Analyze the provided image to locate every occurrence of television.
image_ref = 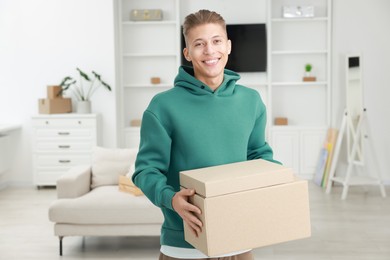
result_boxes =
[180,23,267,72]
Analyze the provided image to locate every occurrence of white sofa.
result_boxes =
[48,147,164,255]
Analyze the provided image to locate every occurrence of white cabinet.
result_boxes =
[116,0,180,147]
[271,127,326,179]
[31,114,98,186]
[267,0,331,178]
[271,129,300,174]
[124,127,140,149]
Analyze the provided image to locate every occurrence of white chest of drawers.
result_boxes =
[31,114,99,186]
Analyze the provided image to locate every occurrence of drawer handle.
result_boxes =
[58,132,70,136]
[59,160,71,163]
[58,145,71,149]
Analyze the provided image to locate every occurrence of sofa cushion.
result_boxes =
[49,186,164,224]
[91,146,137,189]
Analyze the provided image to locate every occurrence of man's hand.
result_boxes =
[172,188,203,237]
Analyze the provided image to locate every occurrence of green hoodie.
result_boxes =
[133,66,279,248]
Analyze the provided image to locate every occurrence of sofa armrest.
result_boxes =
[57,165,92,199]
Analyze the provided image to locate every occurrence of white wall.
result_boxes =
[332,0,390,182]
[0,0,117,186]
[1,0,389,186]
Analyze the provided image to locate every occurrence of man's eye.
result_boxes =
[194,42,203,47]
[214,39,222,44]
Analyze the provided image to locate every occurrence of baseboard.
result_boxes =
[0,180,35,190]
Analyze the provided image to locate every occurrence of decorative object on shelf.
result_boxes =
[150,77,161,84]
[274,117,288,125]
[76,101,91,114]
[303,63,316,82]
[283,6,314,18]
[59,68,112,114]
[130,119,142,127]
[130,9,163,21]
[38,85,72,114]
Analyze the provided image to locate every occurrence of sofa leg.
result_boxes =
[59,236,63,256]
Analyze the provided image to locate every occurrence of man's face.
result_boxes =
[183,23,231,86]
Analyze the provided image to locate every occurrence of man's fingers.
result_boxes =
[187,221,201,237]
[185,202,202,216]
[180,188,195,196]
[184,211,203,229]
[179,188,202,215]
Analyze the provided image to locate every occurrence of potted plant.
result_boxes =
[59,68,112,113]
[303,63,316,82]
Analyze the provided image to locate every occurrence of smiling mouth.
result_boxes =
[203,58,219,65]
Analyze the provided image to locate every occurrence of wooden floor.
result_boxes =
[0,183,389,260]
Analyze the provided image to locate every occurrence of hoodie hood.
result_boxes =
[174,66,241,96]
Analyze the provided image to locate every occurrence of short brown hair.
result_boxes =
[182,9,227,42]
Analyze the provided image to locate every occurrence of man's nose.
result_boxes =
[204,43,215,55]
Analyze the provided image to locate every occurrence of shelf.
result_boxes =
[122,21,176,25]
[271,125,328,131]
[123,53,177,57]
[272,50,328,55]
[0,124,21,134]
[124,126,140,131]
[330,176,383,186]
[271,17,328,23]
[124,83,172,88]
[271,81,327,86]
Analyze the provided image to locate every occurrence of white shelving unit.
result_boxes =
[267,0,332,179]
[115,0,332,179]
[116,0,181,146]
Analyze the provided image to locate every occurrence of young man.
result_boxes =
[133,9,279,260]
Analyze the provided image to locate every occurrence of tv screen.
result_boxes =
[180,23,267,72]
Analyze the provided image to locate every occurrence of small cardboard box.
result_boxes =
[38,98,72,114]
[47,85,62,99]
[303,76,316,82]
[274,117,288,125]
[118,175,143,196]
[180,159,311,257]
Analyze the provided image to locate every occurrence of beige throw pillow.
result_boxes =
[91,146,138,189]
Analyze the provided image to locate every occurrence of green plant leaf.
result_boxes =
[101,81,112,91]
[60,68,111,100]
[92,71,101,81]
[305,64,312,72]
[59,76,72,87]
[76,68,91,81]
[92,70,111,91]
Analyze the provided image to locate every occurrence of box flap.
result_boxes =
[180,159,294,197]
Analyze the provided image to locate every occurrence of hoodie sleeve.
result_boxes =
[132,110,176,211]
[247,102,282,165]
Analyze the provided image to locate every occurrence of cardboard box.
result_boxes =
[118,175,143,196]
[274,117,288,125]
[38,98,72,114]
[150,77,161,84]
[180,159,311,257]
[47,85,62,99]
[130,119,142,127]
[303,76,316,82]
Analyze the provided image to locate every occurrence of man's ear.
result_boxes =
[227,39,232,55]
[183,48,191,62]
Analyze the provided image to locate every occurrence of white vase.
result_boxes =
[77,101,91,114]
